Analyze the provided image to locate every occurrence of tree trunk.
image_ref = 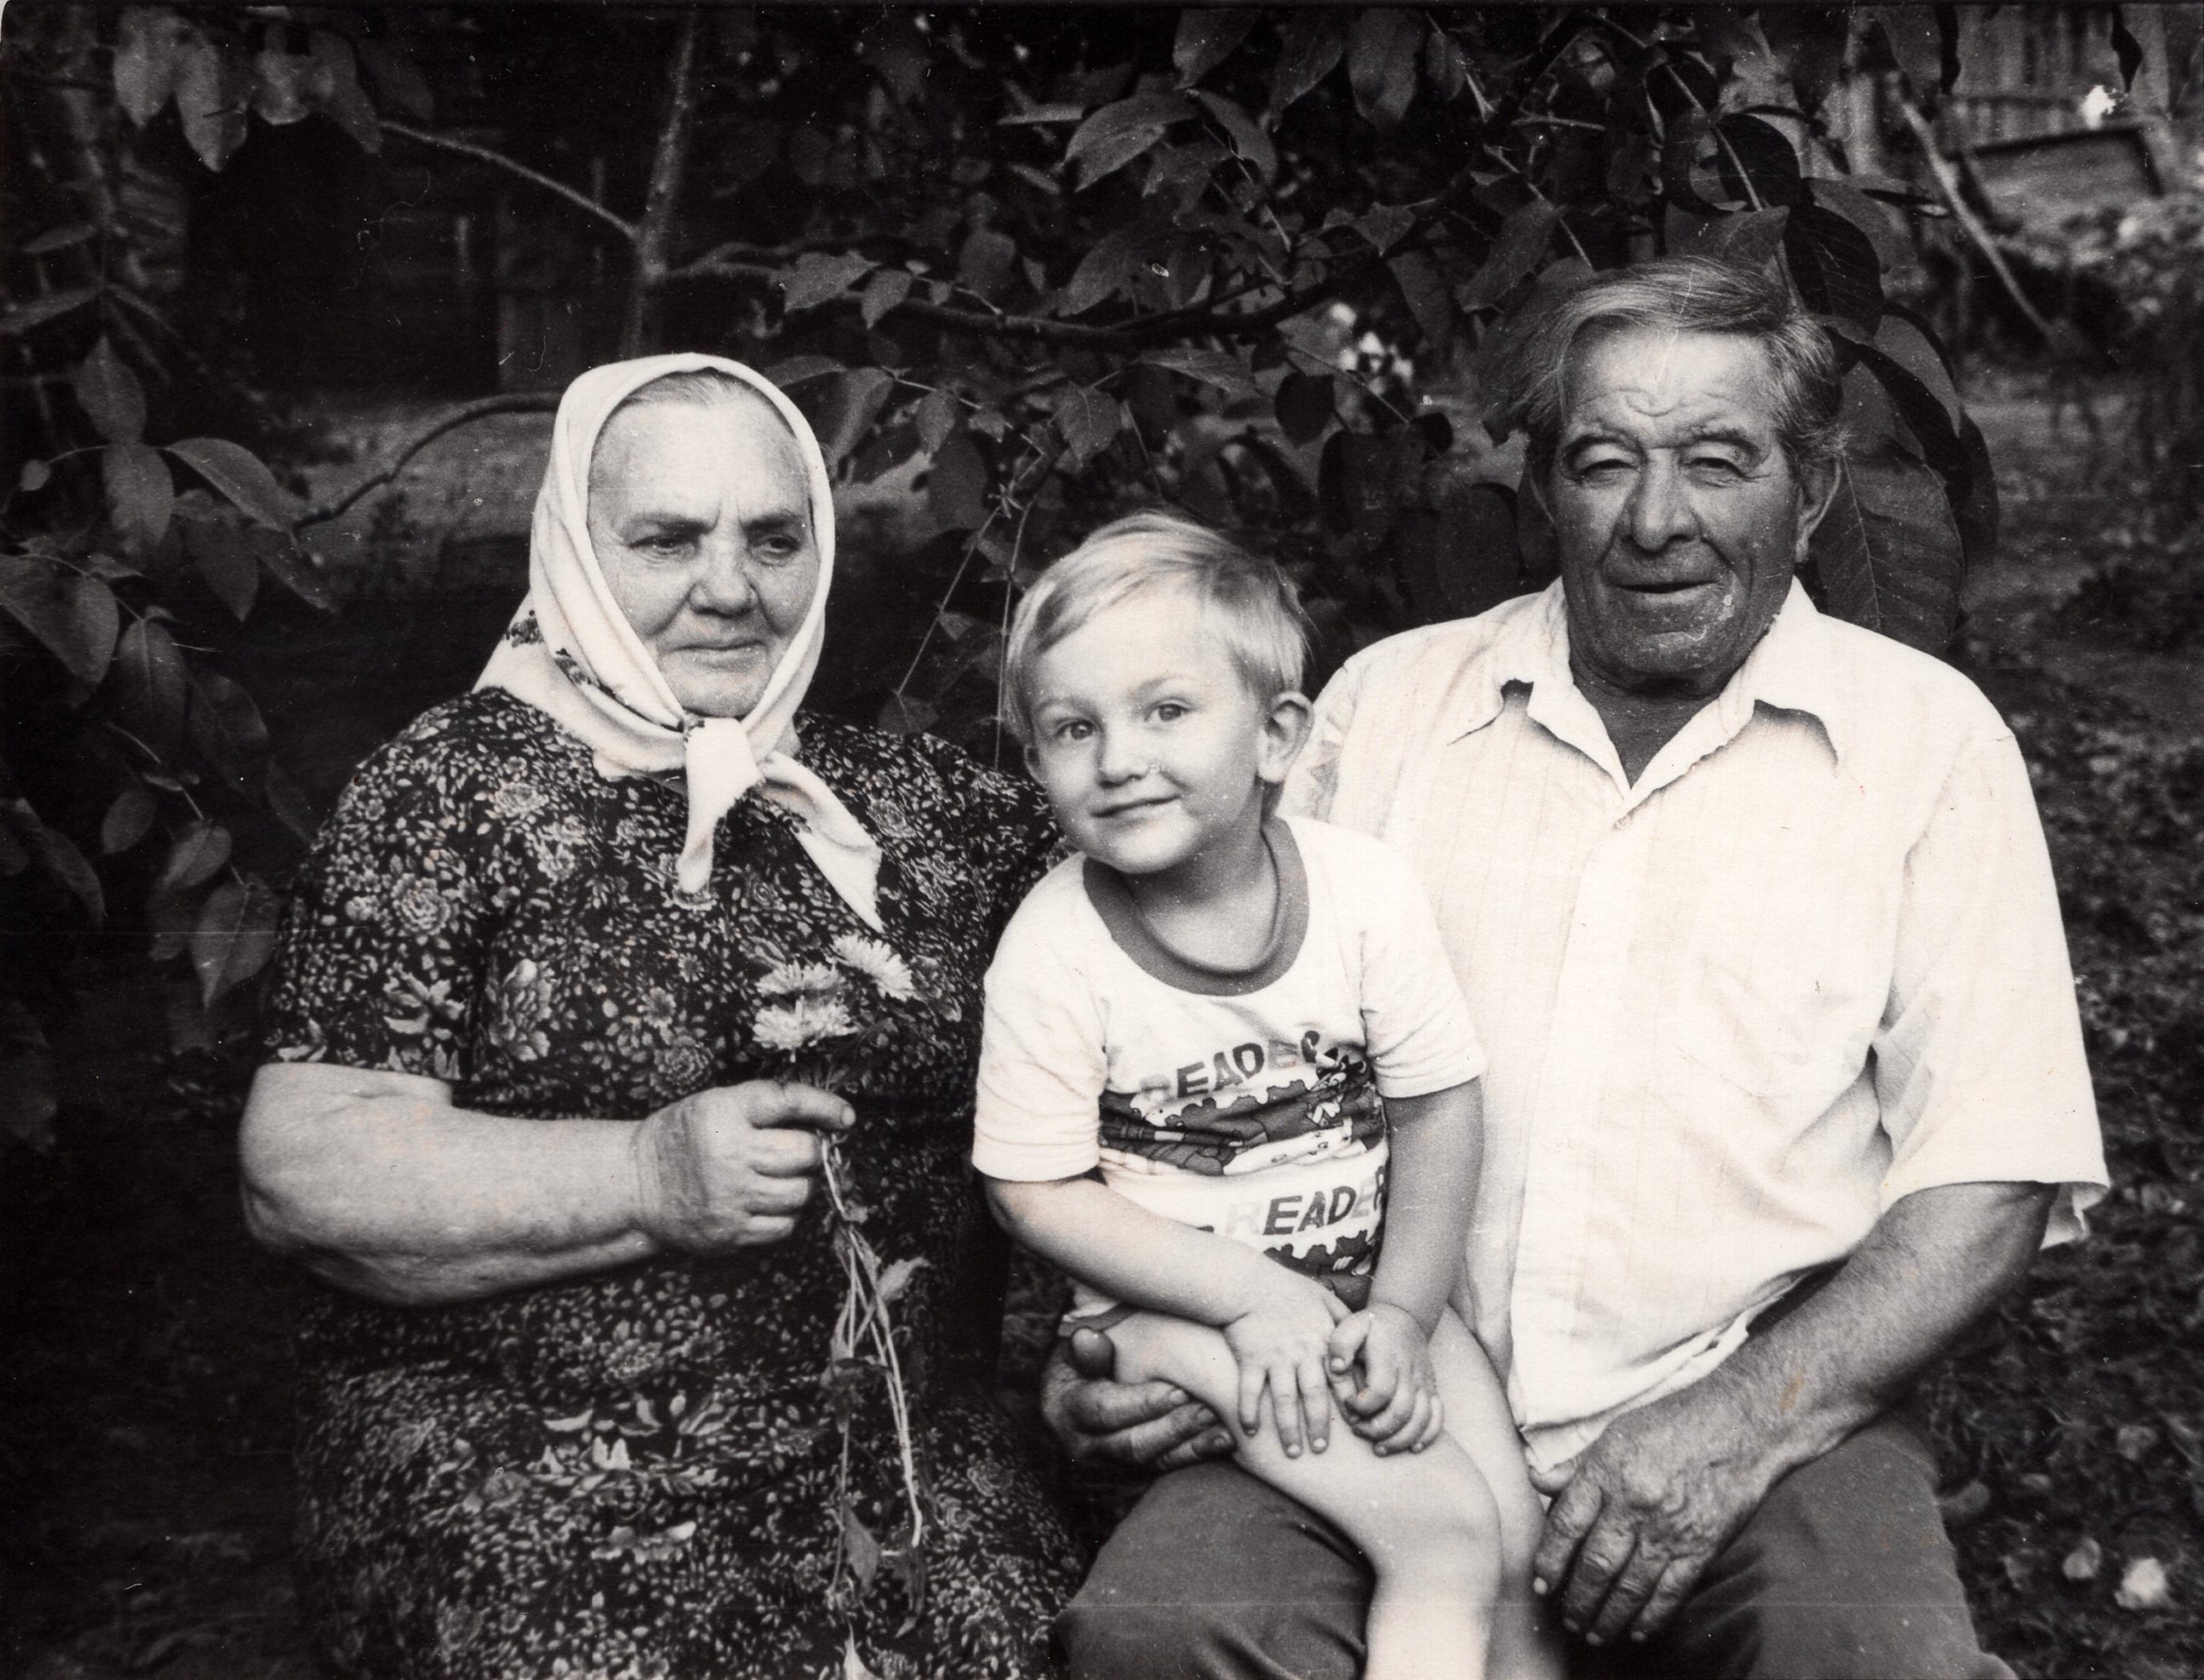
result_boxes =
[621,11,702,357]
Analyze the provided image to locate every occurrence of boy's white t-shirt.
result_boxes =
[975,816,1483,1314]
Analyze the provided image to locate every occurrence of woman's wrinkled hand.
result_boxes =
[1039,1329,1232,1472]
[631,1080,854,1253]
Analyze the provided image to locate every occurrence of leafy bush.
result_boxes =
[3,4,2023,1140]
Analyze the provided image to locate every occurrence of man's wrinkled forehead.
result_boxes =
[1559,324,1780,439]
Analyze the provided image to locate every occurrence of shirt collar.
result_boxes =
[1448,578,1847,768]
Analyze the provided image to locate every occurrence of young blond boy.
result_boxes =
[974,512,1560,1680]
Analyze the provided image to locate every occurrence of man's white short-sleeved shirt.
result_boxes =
[1288,580,2107,1468]
[975,817,1483,1315]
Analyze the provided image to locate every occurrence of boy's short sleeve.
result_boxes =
[1334,830,1484,1100]
[972,873,1111,1183]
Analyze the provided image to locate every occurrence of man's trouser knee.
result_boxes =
[1061,1413,2009,1680]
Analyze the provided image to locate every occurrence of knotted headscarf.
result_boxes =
[476,353,883,929]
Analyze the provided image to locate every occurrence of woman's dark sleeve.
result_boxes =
[261,711,497,1083]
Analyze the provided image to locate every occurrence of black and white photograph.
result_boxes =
[3,5,2200,1677]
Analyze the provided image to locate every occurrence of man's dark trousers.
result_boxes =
[1059,1411,2012,1680]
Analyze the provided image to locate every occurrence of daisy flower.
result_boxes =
[832,933,918,1002]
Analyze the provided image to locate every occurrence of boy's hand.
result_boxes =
[1222,1274,1352,1458]
[1327,1303,1444,1454]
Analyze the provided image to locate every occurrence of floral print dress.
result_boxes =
[263,690,1085,1680]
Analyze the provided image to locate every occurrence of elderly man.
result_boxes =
[1047,257,2105,1679]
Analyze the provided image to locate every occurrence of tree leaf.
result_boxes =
[1057,226,1142,317]
[1174,10,1257,88]
[354,40,433,123]
[187,669,271,791]
[1353,203,1416,254]
[260,536,337,612]
[877,693,938,735]
[1783,204,1882,333]
[253,49,330,126]
[1806,179,1908,275]
[264,758,321,845]
[1388,249,1452,351]
[185,518,260,620]
[1873,6,1949,98]
[1810,454,1962,654]
[73,339,147,443]
[1712,113,1805,208]
[158,820,233,894]
[0,286,99,338]
[113,7,190,127]
[958,226,1017,301]
[802,369,896,471]
[1268,10,1348,120]
[175,35,251,171]
[775,251,877,313]
[1065,93,1193,189]
[926,431,988,532]
[3,797,105,924]
[1143,346,1260,401]
[191,877,280,1007]
[22,222,97,257]
[19,460,51,493]
[1052,386,1122,466]
[1672,205,1790,271]
[0,993,57,1153]
[104,443,175,556]
[1347,9,1421,129]
[1274,371,1336,447]
[101,778,160,855]
[858,267,913,328]
[109,616,189,755]
[1189,89,1275,180]
[1457,202,1558,311]
[0,555,119,688]
[308,31,384,153]
[165,437,300,529]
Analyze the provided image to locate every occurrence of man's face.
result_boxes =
[1545,326,1834,698]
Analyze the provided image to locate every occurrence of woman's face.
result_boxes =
[587,392,821,719]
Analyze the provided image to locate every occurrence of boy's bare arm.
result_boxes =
[1367,1080,1482,1333]
[986,1174,1319,1329]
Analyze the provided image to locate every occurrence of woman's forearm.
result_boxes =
[1370,1081,1482,1333]
[241,1060,655,1306]
[986,1174,1311,1326]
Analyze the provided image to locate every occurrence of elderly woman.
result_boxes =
[240,355,1083,1679]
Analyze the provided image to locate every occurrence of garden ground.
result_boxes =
[3,382,2199,1679]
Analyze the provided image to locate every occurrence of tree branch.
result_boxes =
[1896,100,2071,355]
[381,120,638,243]
[293,396,559,531]
[621,11,703,356]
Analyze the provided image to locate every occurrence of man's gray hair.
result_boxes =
[1486,256,1844,481]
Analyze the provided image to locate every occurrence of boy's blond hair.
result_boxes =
[1001,511,1310,744]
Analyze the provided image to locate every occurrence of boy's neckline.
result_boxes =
[1080,819,1310,997]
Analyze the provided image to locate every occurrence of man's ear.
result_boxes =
[1022,740,1044,778]
[1795,453,1840,549]
[1259,690,1314,785]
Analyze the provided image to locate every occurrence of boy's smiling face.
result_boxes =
[1023,586,1307,887]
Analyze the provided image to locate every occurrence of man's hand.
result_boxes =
[1040,1328,1233,1471]
[1530,1376,1780,1648]
[1327,1303,1444,1455]
[631,1081,853,1253]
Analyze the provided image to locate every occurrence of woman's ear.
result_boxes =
[1258,691,1314,785]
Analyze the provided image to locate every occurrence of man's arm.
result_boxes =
[1531,1177,2053,1648]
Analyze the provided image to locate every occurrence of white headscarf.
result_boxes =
[475,352,883,929]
